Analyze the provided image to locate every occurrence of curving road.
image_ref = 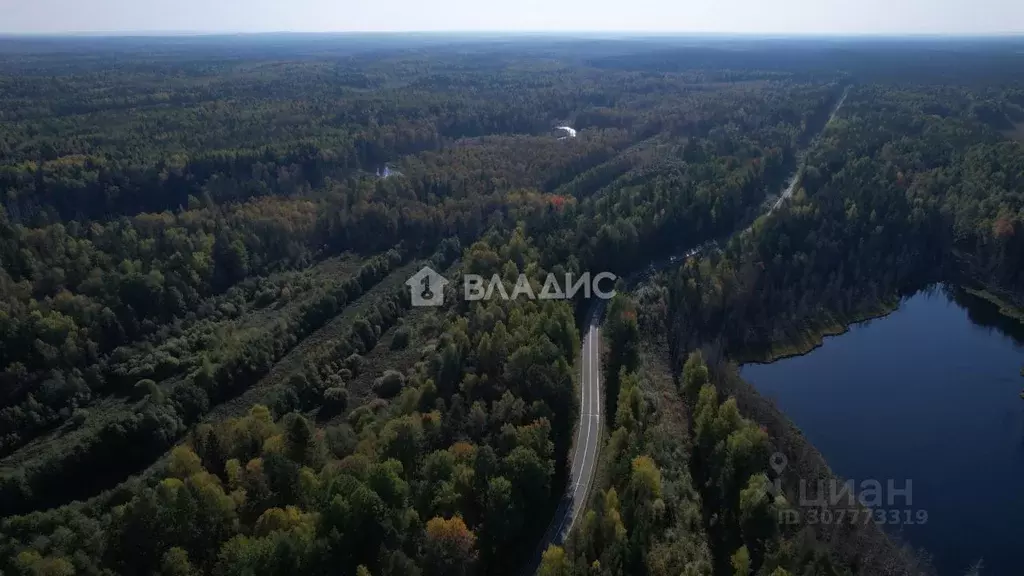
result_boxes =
[561,315,603,538]
[773,86,850,211]
[523,84,850,575]
[522,305,603,574]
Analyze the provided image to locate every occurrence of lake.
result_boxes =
[741,286,1024,576]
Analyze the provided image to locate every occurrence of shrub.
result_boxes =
[374,370,406,398]
[322,387,349,415]
[344,354,365,376]
[391,327,411,350]
[71,409,89,427]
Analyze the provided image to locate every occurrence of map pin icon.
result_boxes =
[770,452,788,475]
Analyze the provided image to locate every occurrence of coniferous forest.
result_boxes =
[2,35,1024,576]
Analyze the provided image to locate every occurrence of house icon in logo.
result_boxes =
[406,266,448,307]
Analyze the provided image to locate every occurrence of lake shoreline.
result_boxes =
[736,282,1024,368]
[734,297,902,365]
[962,286,1024,324]
[712,361,933,575]
[739,287,1024,575]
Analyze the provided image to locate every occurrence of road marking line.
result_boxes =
[555,323,597,538]
[593,326,599,421]
[582,324,593,485]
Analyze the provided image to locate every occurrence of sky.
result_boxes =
[2,0,1024,35]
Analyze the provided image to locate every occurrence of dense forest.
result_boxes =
[1,35,1024,576]
[653,79,1024,368]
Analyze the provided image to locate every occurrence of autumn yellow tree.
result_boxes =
[423,516,478,576]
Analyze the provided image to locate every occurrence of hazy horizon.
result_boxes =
[3,31,1024,38]
[4,0,1024,36]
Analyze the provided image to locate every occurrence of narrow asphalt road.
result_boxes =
[773,85,850,211]
[522,305,603,574]
[561,313,603,535]
[523,84,851,575]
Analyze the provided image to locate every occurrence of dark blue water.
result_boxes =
[741,287,1024,576]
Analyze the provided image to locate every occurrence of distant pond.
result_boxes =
[741,286,1024,576]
